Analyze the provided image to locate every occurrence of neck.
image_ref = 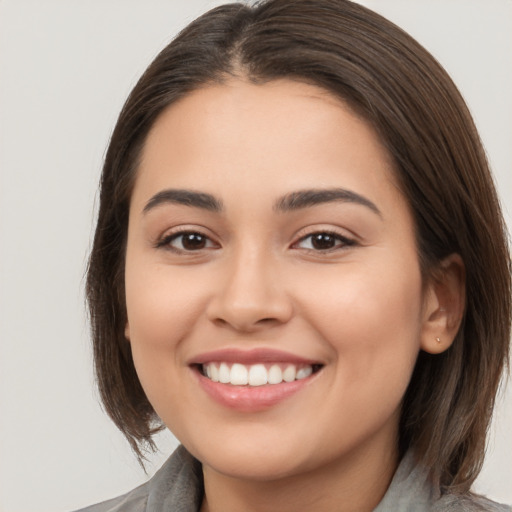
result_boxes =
[200,437,398,512]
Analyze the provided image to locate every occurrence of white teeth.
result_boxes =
[202,362,316,386]
[248,364,267,386]
[230,363,248,385]
[210,363,219,382]
[268,364,283,384]
[296,366,312,380]
[219,363,230,383]
[282,365,296,382]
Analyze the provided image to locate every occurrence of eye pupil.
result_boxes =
[311,233,336,250]
[182,233,206,250]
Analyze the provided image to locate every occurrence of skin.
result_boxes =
[124,79,463,512]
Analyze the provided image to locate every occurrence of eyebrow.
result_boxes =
[143,187,381,216]
[143,189,223,213]
[274,188,381,216]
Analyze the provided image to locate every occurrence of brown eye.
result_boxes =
[310,233,337,250]
[295,232,355,252]
[180,233,207,250]
[160,231,216,252]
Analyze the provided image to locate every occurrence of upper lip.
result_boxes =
[189,348,322,366]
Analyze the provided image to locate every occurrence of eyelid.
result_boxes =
[291,227,358,252]
[154,226,220,252]
[153,224,358,253]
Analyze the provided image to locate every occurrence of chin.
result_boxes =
[184,431,318,482]
[202,449,312,482]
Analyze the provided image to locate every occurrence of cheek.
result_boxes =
[125,248,211,338]
[301,255,423,334]
[124,260,208,401]
[297,258,423,398]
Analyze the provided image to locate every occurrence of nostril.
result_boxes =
[206,290,294,331]
[211,315,281,332]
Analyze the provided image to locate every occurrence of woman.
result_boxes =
[79,0,511,510]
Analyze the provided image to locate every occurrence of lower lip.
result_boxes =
[194,369,317,412]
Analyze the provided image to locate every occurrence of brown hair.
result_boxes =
[86,0,511,492]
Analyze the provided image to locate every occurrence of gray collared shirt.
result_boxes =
[74,446,511,512]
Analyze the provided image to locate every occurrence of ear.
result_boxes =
[420,254,466,355]
[124,323,131,341]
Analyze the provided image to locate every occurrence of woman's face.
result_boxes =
[124,79,430,480]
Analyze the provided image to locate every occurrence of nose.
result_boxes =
[206,247,293,332]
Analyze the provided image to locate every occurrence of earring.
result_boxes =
[435,337,442,344]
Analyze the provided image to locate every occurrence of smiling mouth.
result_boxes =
[199,362,323,387]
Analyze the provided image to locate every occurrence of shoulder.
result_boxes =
[433,493,512,512]
[72,446,203,512]
[72,484,148,512]
[374,451,511,512]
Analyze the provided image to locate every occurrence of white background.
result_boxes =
[0,1,510,511]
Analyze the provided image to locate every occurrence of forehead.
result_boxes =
[134,79,401,212]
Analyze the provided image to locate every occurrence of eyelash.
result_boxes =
[293,231,356,253]
[155,229,217,253]
[156,228,356,254]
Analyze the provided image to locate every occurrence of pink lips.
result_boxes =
[191,348,319,366]
[190,348,322,412]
